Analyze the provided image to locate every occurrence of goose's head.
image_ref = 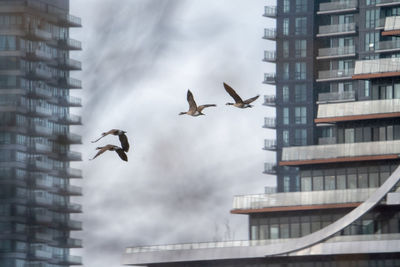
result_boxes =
[226,102,234,106]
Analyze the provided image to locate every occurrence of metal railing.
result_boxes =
[263,28,276,39]
[232,188,377,211]
[317,45,355,58]
[318,0,358,13]
[263,6,276,17]
[263,73,276,83]
[318,137,336,145]
[377,39,400,51]
[58,57,82,69]
[263,50,276,61]
[263,117,276,128]
[66,167,82,178]
[263,95,275,106]
[384,16,400,31]
[317,68,354,81]
[354,58,400,75]
[317,91,355,102]
[263,163,277,174]
[263,139,277,150]
[58,95,82,106]
[377,0,400,6]
[318,22,356,35]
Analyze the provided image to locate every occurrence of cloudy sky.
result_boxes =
[68,1,275,266]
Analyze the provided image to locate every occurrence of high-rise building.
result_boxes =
[122,1,400,266]
[0,0,82,266]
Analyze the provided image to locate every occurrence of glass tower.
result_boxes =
[0,0,82,266]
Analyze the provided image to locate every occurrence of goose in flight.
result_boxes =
[91,129,129,152]
[90,144,128,162]
[179,90,216,116]
[223,82,259,108]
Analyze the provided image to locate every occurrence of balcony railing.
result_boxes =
[58,13,82,27]
[31,124,52,136]
[65,167,82,178]
[376,0,400,7]
[29,159,52,171]
[317,99,400,121]
[263,28,276,40]
[263,139,277,151]
[317,91,355,103]
[263,117,276,129]
[25,68,52,80]
[31,247,52,259]
[26,49,52,61]
[58,38,82,50]
[26,28,52,41]
[317,22,356,36]
[263,50,276,62]
[318,137,336,145]
[28,86,52,99]
[58,77,82,89]
[32,232,53,242]
[317,45,355,59]
[317,68,354,82]
[353,58,400,78]
[29,142,52,154]
[263,95,275,106]
[29,106,52,117]
[263,73,276,84]
[263,6,276,18]
[57,95,82,107]
[377,40,400,52]
[66,219,82,230]
[318,0,358,14]
[384,16,400,32]
[58,114,82,125]
[232,188,376,211]
[263,163,277,175]
[281,140,400,163]
[57,237,83,248]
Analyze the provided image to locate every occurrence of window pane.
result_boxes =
[313,175,323,191]
[348,174,357,189]
[325,174,335,190]
[369,172,379,188]
[270,224,279,239]
[283,41,289,58]
[337,174,346,189]
[283,18,289,36]
[301,176,311,191]
[283,85,289,102]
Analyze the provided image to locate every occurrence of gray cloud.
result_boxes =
[69,0,276,266]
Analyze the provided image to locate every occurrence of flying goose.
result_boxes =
[90,144,128,162]
[179,90,216,116]
[223,82,259,108]
[91,129,129,152]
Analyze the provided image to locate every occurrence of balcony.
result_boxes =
[263,73,276,84]
[263,50,276,62]
[263,163,277,175]
[317,91,355,103]
[53,57,82,70]
[30,232,53,243]
[318,137,336,145]
[353,58,400,79]
[57,114,82,125]
[263,28,276,40]
[28,142,52,154]
[55,132,82,144]
[59,150,82,161]
[56,237,83,248]
[56,254,83,265]
[56,184,83,196]
[316,68,354,82]
[65,219,83,230]
[232,188,376,213]
[30,247,52,260]
[317,45,355,60]
[263,117,276,129]
[33,213,52,225]
[56,95,82,107]
[28,106,52,117]
[376,0,400,7]
[53,202,82,213]
[383,16,400,36]
[317,0,358,15]
[65,167,82,178]
[316,99,400,123]
[376,39,400,53]
[57,38,82,50]
[57,14,82,27]
[263,139,277,151]
[263,95,275,106]
[27,87,52,99]
[30,124,52,137]
[24,68,52,81]
[29,159,53,171]
[57,77,82,89]
[280,140,400,166]
[25,49,53,61]
[26,28,52,41]
[263,6,276,18]
[317,23,356,37]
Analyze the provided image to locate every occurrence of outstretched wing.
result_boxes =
[115,148,128,162]
[90,145,113,160]
[91,129,118,143]
[223,82,243,103]
[197,104,216,112]
[187,90,198,112]
[119,133,130,152]
[244,95,260,104]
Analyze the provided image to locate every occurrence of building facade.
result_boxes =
[123,0,400,266]
[0,0,82,266]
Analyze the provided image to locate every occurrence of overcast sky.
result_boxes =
[69,1,275,266]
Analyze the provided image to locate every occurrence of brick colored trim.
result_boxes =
[382,30,400,36]
[279,154,400,166]
[315,112,400,123]
[352,71,400,80]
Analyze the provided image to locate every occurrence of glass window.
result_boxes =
[283,107,289,125]
[311,216,321,232]
[283,40,289,58]
[325,172,336,190]
[283,176,290,192]
[301,175,311,191]
[270,224,279,239]
[283,85,289,102]
[344,128,354,143]
[0,35,17,51]
[295,17,307,35]
[313,175,323,191]
[259,224,269,239]
[283,0,290,13]
[348,174,357,189]
[250,225,258,240]
[295,62,306,80]
[295,0,307,13]
[283,62,289,80]
[358,168,369,188]
[283,18,289,36]
[295,129,307,146]
[295,107,307,124]
[290,219,301,238]
[365,9,379,29]
[301,221,310,236]
[337,174,346,189]
[295,39,307,58]
[295,84,307,102]
[369,170,379,188]
[283,130,289,146]
[280,217,290,238]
